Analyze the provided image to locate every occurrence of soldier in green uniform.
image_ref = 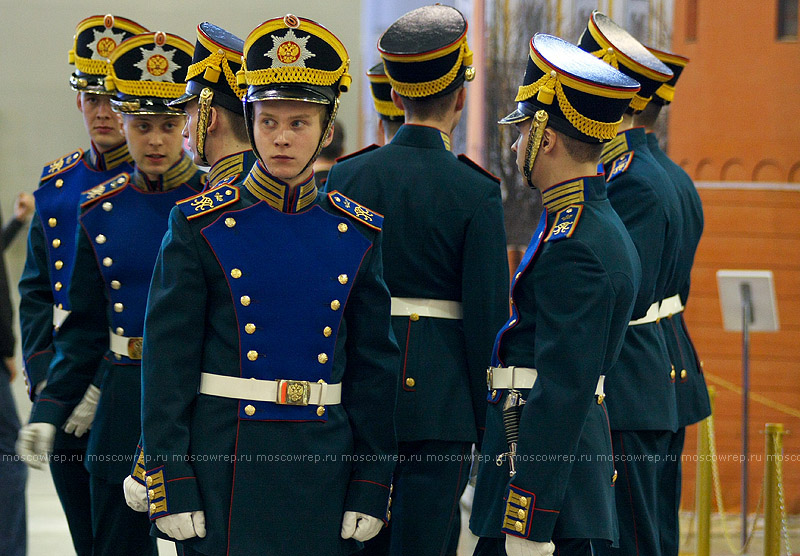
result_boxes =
[577,12,686,556]
[365,62,404,145]
[122,21,257,514]
[17,29,203,556]
[138,15,399,556]
[638,47,711,556]
[16,15,147,556]
[324,5,510,555]
[469,33,642,556]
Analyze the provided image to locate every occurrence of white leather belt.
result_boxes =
[487,367,606,401]
[109,329,143,360]
[199,373,342,406]
[391,297,463,320]
[53,305,71,329]
[658,294,685,319]
[629,301,660,325]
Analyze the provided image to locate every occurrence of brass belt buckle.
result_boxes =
[128,337,143,360]
[276,380,310,406]
[486,367,494,390]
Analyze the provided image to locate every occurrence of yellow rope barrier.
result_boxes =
[704,372,800,420]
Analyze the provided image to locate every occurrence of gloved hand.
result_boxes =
[156,511,206,541]
[64,385,101,437]
[505,536,556,556]
[341,511,383,542]
[16,422,56,469]
[123,475,148,512]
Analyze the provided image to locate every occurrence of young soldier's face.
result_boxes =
[182,99,203,166]
[77,93,124,153]
[512,119,533,177]
[252,100,330,185]
[123,114,186,181]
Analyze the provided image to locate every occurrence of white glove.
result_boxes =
[16,422,56,469]
[341,511,383,542]
[156,511,206,541]
[123,475,148,512]
[64,385,101,437]
[505,536,556,556]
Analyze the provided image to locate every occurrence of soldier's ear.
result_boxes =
[390,89,405,111]
[76,93,83,113]
[207,107,219,133]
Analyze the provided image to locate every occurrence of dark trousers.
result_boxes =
[473,536,593,556]
[0,375,26,556]
[90,473,158,556]
[593,429,685,556]
[357,439,472,556]
[50,445,93,556]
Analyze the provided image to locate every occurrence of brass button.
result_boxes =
[54,260,63,270]
[316,406,326,416]
[330,300,341,311]
[96,234,107,244]
[103,257,113,267]
[680,369,687,379]
[54,282,62,291]
[318,353,329,364]
[231,268,242,279]
[517,508,526,520]
[323,326,332,337]
[338,274,348,285]
[247,350,258,361]
[510,299,514,306]
[52,238,61,248]
[55,179,64,188]
[240,295,251,306]
[514,521,523,532]
[612,470,618,484]
[245,323,256,334]
[115,353,122,360]
[509,319,516,325]
[519,496,528,508]
[700,360,704,369]
[57,303,63,310]
[114,303,124,313]
[244,404,255,416]
[111,280,121,290]
[148,489,155,499]
[146,476,153,487]
[225,217,236,228]
[116,327,124,335]
[338,223,348,233]
[102,201,113,212]
[405,377,415,388]
[410,313,419,322]
[670,366,676,380]
[48,218,57,227]
[597,394,605,405]
[387,509,391,521]
[492,390,497,397]
[515,272,521,280]
[149,503,156,513]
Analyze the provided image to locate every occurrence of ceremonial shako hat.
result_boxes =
[366,62,404,121]
[577,11,672,112]
[378,4,475,99]
[239,14,351,107]
[105,31,194,114]
[499,34,640,143]
[69,14,148,93]
[646,47,689,105]
[169,22,246,115]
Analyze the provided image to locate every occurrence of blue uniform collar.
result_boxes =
[88,141,132,172]
[243,159,318,213]
[207,150,257,188]
[390,124,453,152]
[132,152,199,192]
[541,174,607,214]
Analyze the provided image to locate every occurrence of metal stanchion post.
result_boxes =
[763,423,784,556]
[696,387,715,556]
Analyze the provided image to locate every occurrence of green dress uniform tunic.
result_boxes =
[18,143,133,556]
[139,162,399,556]
[470,175,640,545]
[325,123,509,554]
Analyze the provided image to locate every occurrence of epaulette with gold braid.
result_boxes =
[544,205,583,242]
[606,152,634,183]
[41,150,83,182]
[335,144,380,163]
[458,154,501,184]
[80,173,130,207]
[328,191,383,231]
[176,184,240,220]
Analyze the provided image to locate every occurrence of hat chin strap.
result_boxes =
[195,88,214,167]
[523,110,549,189]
